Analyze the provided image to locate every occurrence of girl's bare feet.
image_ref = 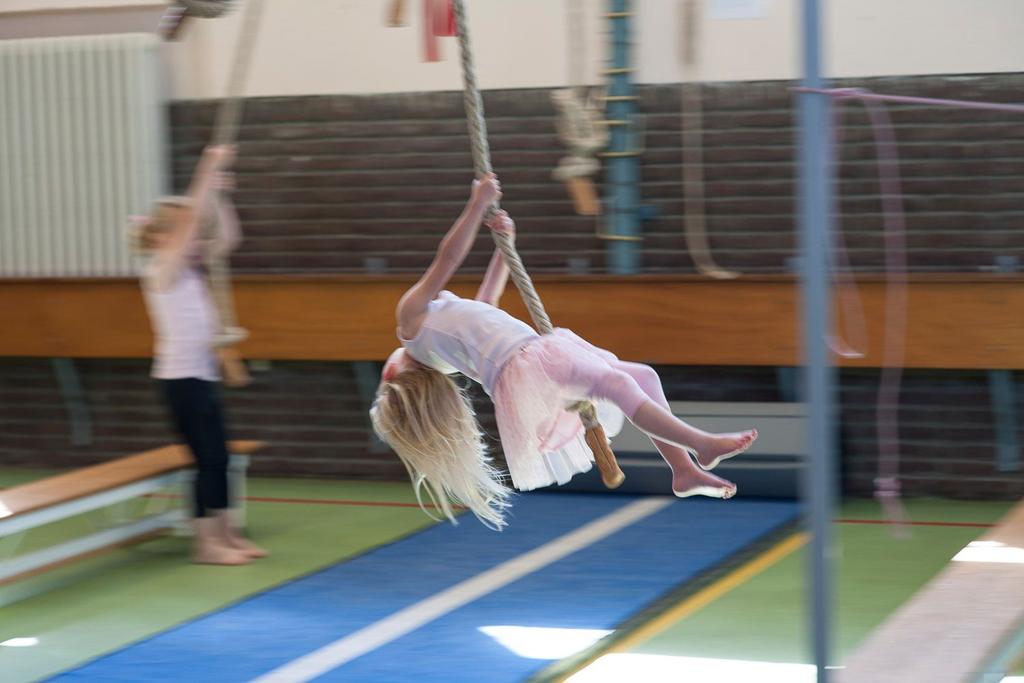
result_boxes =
[191,518,250,565]
[690,429,758,471]
[215,510,269,559]
[226,534,269,559]
[672,467,738,499]
[192,542,250,565]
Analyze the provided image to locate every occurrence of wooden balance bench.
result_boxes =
[0,440,263,585]
[838,498,1024,683]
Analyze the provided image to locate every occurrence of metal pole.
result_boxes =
[798,0,835,681]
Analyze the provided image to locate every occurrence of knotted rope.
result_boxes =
[201,0,267,357]
[451,0,624,488]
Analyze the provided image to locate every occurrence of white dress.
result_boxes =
[401,291,624,490]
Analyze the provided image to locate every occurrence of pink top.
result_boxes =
[141,263,219,381]
[401,291,538,396]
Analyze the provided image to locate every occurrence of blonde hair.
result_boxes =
[370,364,512,530]
[128,196,193,253]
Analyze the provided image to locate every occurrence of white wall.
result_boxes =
[166,0,602,99]
[642,0,1024,83]
[826,0,1024,79]
[3,0,1024,99]
[168,0,1024,99]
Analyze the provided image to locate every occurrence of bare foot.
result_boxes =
[192,541,250,566]
[672,468,738,499]
[227,534,269,559]
[213,510,269,559]
[690,429,758,471]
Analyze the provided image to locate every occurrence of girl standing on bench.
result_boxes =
[132,144,265,565]
[371,174,757,530]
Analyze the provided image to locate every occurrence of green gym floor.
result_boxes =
[560,498,1024,682]
[0,469,1020,683]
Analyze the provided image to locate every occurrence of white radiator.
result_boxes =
[0,33,167,277]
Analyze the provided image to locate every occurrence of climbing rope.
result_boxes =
[551,90,608,185]
[210,0,265,147]
[679,0,737,279]
[451,0,551,332]
[197,0,267,351]
[451,0,624,488]
[551,0,607,188]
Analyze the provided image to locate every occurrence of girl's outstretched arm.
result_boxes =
[396,173,502,337]
[208,171,242,258]
[170,145,233,257]
[475,210,515,307]
[148,145,234,290]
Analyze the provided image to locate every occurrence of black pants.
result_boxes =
[162,378,231,518]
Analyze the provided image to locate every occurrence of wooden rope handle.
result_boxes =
[584,426,625,489]
[218,347,251,388]
[578,403,625,489]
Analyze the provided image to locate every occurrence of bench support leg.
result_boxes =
[0,509,185,586]
[175,470,195,536]
[229,453,250,529]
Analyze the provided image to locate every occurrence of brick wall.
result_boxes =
[0,358,402,479]
[3,73,1023,499]
[171,73,1024,275]
[1,358,1020,499]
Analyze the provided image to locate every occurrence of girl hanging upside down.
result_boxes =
[371,174,757,529]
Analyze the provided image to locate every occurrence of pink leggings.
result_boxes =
[590,361,671,420]
[537,331,669,420]
[587,360,711,476]
[526,331,705,471]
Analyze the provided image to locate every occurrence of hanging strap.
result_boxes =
[451,0,624,488]
[796,86,913,536]
[834,89,909,537]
